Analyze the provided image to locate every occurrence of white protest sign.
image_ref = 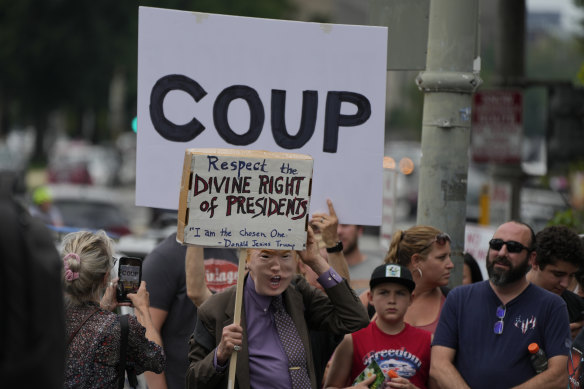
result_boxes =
[177,149,313,250]
[464,223,496,280]
[137,7,388,225]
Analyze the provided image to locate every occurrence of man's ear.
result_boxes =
[367,289,374,304]
[529,251,538,268]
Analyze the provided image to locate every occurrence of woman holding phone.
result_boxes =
[62,230,165,388]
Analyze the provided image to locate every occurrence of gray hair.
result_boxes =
[61,230,114,306]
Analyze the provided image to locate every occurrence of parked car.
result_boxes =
[521,185,569,233]
[47,140,121,186]
[115,209,178,259]
[46,184,132,238]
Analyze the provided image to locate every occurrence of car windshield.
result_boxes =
[54,199,128,230]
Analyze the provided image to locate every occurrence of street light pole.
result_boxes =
[492,0,526,221]
[415,0,481,287]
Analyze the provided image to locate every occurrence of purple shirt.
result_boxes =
[245,276,290,389]
[214,268,342,388]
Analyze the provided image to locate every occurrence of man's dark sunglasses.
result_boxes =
[489,239,530,254]
[419,233,451,253]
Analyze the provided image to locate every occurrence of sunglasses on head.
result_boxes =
[489,239,530,254]
[419,233,451,253]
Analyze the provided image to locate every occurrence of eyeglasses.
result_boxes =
[494,305,506,335]
[419,233,451,253]
[489,239,530,254]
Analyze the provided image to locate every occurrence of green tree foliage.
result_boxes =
[547,208,584,233]
[527,33,582,82]
[0,0,292,162]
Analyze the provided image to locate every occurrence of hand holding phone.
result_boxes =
[116,257,143,304]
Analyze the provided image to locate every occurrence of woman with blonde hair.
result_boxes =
[62,230,165,388]
[361,225,453,333]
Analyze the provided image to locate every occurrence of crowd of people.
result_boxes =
[7,181,584,389]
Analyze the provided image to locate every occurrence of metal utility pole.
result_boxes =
[415,0,481,287]
[491,0,526,221]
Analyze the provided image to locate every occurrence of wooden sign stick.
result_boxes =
[227,248,247,389]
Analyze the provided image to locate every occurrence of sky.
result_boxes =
[527,0,583,31]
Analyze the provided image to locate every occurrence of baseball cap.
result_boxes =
[370,264,415,292]
[33,186,52,205]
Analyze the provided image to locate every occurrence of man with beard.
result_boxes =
[430,221,570,389]
[313,200,382,294]
[527,225,584,339]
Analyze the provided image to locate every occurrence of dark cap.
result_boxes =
[370,264,415,292]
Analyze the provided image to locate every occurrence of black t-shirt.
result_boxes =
[142,233,238,389]
[562,289,584,323]
[309,330,342,387]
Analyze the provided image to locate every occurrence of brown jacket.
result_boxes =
[186,274,369,389]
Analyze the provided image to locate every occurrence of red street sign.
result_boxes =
[471,90,523,164]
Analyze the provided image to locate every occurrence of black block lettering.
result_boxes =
[213,85,264,145]
[149,74,207,142]
[271,90,317,149]
[324,91,371,153]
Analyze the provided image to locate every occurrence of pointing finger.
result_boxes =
[327,199,337,217]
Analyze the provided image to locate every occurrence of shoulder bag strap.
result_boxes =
[66,308,99,348]
[119,314,139,389]
[119,314,129,389]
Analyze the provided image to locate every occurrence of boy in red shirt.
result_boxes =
[325,264,434,389]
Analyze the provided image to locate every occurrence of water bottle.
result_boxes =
[528,343,548,374]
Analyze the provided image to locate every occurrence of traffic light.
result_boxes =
[131,116,137,133]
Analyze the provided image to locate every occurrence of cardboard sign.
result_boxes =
[137,7,388,225]
[177,148,313,250]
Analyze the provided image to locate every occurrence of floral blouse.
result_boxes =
[65,303,165,388]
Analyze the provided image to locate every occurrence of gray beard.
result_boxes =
[487,255,530,286]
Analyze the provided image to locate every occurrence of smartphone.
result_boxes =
[116,256,142,303]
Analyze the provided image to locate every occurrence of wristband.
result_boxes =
[326,241,343,253]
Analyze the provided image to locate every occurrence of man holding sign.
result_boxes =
[186,227,369,389]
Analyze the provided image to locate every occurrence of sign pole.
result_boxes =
[227,249,247,389]
[176,149,314,388]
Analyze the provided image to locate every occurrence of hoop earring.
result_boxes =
[416,268,423,279]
